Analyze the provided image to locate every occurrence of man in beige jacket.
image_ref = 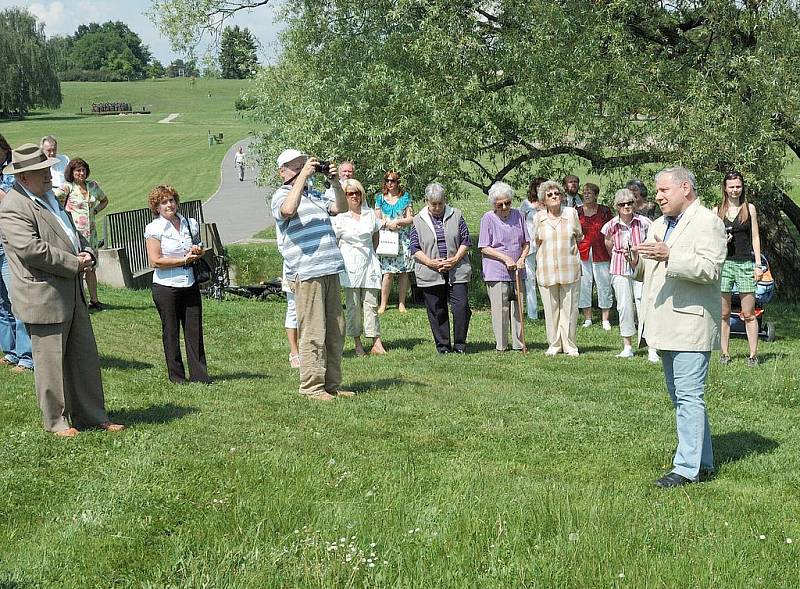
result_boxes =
[0,144,123,437]
[635,167,726,488]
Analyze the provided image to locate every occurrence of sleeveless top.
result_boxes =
[723,211,752,261]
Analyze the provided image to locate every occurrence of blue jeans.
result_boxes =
[0,250,33,369]
[661,350,714,480]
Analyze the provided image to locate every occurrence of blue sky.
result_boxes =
[0,0,286,65]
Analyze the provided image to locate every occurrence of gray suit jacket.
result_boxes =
[636,200,726,351]
[0,183,93,324]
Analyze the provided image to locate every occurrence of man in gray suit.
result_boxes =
[0,144,123,437]
[635,166,726,488]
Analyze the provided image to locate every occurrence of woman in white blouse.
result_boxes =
[332,179,386,356]
[144,185,211,384]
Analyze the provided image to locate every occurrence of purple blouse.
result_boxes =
[478,208,529,281]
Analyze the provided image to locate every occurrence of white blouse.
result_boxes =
[331,208,382,289]
[144,214,201,287]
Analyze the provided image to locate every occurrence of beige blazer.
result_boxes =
[0,184,92,324]
[636,200,726,352]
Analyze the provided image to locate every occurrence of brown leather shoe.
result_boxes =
[97,422,125,432]
[306,391,336,401]
[333,390,356,398]
[0,357,16,366]
[54,427,80,438]
[10,365,33,374]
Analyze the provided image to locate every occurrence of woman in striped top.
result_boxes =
[601,189,652,359]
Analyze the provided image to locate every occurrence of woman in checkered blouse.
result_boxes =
[531,180,583,356]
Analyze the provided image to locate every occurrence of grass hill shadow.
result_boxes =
[110,402,199,426]
[714,430,779,466]
[348,378,426,394]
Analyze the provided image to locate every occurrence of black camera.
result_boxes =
[314,160,331,175]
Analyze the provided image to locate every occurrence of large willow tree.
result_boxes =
[150,0,800,296]
[0,8,62,117]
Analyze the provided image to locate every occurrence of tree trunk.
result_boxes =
[756,195,800,301]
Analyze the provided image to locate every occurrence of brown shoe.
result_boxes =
[10,364,32,374]
[97,422,125,432]
[306,391,336,401]
[54,427,80,438]
[333,390,356,398]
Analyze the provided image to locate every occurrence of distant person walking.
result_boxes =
[234,147,245,182]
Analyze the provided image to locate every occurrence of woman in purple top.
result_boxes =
[478,182,530,351]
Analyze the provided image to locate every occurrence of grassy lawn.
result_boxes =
[1,240,798,587]
[0,79,253,214]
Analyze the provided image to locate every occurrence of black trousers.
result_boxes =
[152,282,210,383]
[421,281,471,353]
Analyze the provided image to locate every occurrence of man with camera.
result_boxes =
[270,149,353,401]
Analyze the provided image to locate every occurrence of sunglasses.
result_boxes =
[345,191,361,197]
[617,201,635,207]
[385,178,399,183]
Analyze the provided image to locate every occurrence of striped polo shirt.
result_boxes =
[600,214,651,276]
[270,184,344,281]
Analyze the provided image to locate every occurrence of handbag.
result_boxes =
[188,220,213,284]
[376,229,400,256]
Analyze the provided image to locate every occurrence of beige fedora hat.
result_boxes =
[2,143,59,175]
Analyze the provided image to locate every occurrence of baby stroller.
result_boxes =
[729,254,776,342]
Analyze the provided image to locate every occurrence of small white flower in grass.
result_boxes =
[759,534,766,540]
[568,532,579,542]
[229,447,236,453]
[340,537,346,543]
[328,458,336,466]
[368,563,376,568]
[786,538,793,544]
[724,521,729,527]
[618,572,625,579]
[294,529,299,534]
[370,542,377,548]
[383,560,388,565]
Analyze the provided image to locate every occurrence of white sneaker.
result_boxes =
[648,349,660,363]
[582,319,593,328]
[616,347,634,358]
[545,347,559,356]
[602,320,612,331]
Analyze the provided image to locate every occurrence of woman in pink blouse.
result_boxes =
[601,189,653,359]
[533,180,583,356]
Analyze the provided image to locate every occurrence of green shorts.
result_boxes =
[721,259,756,293]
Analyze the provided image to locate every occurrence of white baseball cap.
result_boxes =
[276,149,307,168]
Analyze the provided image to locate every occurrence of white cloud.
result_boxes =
[1,0,286,64]
[26,2,67,35]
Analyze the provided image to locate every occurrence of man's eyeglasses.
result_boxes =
[617,201,635,207]
[494,201,512,209]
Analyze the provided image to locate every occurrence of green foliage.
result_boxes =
[66,21,153,81]
[166,58,199,78]
[0,7,62,116]
[0,280,799,586]
[219,25,259,79]
[145,60,167,79]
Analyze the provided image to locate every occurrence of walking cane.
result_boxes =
[514,267,527,354]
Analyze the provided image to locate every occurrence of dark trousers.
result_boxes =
[152,283,210,383]
[421,281,471,353]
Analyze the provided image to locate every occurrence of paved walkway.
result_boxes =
[158,113,180,123]
[203,138,278,244]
